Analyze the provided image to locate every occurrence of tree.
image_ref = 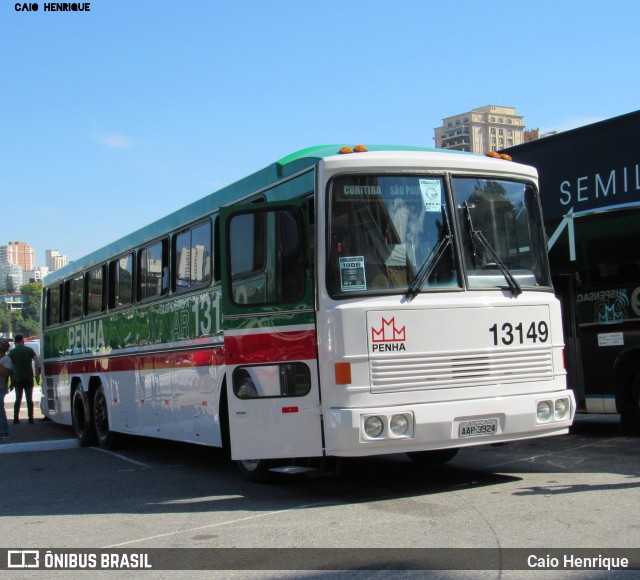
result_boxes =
[20,282,42,322]
[18,282,42,337]
[0,302,11,334]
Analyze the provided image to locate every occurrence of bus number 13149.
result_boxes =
[489,321,549,346]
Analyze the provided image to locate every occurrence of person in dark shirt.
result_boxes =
[0,338,13,438]
[8,335,41,424]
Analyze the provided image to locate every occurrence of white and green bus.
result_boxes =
[41,145,574,481]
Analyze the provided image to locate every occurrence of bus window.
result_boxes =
[228,208,305,306]
[174,220,212,292]
[138,239,168,301]
[85,265,106,315]
[233,363,311,399]
[47,284,62,326]
[109,254,133,309]
[328,175,457,297]
[229,211,266,304]
[453,178,551,289]
[65,275,84,320]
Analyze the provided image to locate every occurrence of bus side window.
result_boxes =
[233,363,311,399]
[64,275,84,321]
[109,254,134,309]
[229,211,267,305]
[229,208,305,306]
[85,265,106,315]
[47,284,62,326]
[277,209,305,303]
[174,220,212,292]
[138,239,168,301]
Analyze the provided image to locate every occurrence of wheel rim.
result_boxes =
[95,392,108,438]
[240,459,260,472]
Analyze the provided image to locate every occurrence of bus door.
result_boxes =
[220,200,323,461]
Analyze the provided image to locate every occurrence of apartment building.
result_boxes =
[434,105,526,154]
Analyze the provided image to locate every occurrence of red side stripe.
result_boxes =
[44,346,225,376]
[224,329,317,365]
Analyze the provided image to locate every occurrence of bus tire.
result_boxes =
[236,459,273,483]
[407,448,459,466]
[93,385,118,449]
[71,387,95,447]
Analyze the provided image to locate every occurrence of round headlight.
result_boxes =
[364,416,384,438]
[554,398,569,420]
[537,401,552,421]
[390,414,409,436]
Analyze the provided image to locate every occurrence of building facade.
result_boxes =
[0,241,35,272]
[46,250,69,272]
[434,105,525,154]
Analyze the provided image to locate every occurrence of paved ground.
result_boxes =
[1,387,75,445]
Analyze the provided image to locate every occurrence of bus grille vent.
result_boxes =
[370,347,553,392]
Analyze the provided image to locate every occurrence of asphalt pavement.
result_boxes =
[1,387,76,449]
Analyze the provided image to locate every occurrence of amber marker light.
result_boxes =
[353,144,368,152]
[335,362,352,385]
[339,146,354,154]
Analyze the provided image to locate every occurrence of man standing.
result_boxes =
[0,338,13,439]
[9,335,41,425]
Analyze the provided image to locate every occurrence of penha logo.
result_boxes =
[371,317,406,352]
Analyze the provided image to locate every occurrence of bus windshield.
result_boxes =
[328,175,458,297]
[327,174,551,297]
[452,177,551,290]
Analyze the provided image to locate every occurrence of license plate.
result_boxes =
[458,418,498,438]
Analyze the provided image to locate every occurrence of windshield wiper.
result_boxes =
[462,201,522,296]
[404,205,453,300]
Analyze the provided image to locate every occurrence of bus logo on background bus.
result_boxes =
[371,317,406,352]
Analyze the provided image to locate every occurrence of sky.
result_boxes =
[2,0,639,268]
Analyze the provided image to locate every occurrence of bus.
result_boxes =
[503,111,640,433]
[40,144,574,481]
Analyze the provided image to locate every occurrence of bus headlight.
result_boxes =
[364,416,384,438]
[390,414,410,436]
[537,401,552,422]
[554,398,570,420]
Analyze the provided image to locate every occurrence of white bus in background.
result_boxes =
[40,144,575,481]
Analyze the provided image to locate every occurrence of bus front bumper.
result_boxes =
[323,389,576,457]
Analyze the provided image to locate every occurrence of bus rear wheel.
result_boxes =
[71,387,95,447]
[407,448,459,467]
[236,459,273,483]
[93,385,118,449]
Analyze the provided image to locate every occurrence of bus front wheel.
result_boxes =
[236,459,273,483]
[93,385,118,449]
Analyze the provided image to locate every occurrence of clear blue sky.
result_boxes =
[2,0,639,267]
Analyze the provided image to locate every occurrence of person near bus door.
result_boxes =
[0,338,14,439]
[9,334,41,425]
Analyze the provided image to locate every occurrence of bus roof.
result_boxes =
[43,144,476,286]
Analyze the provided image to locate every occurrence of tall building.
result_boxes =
[0,241,35,271]
[0,263,24,291]
[46,250,69,272]
[434,105,526,154]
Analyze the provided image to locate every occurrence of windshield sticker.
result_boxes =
[419,179,442,212]
[339,256,366,291]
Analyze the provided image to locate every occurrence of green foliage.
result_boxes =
[0,282,42,338]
